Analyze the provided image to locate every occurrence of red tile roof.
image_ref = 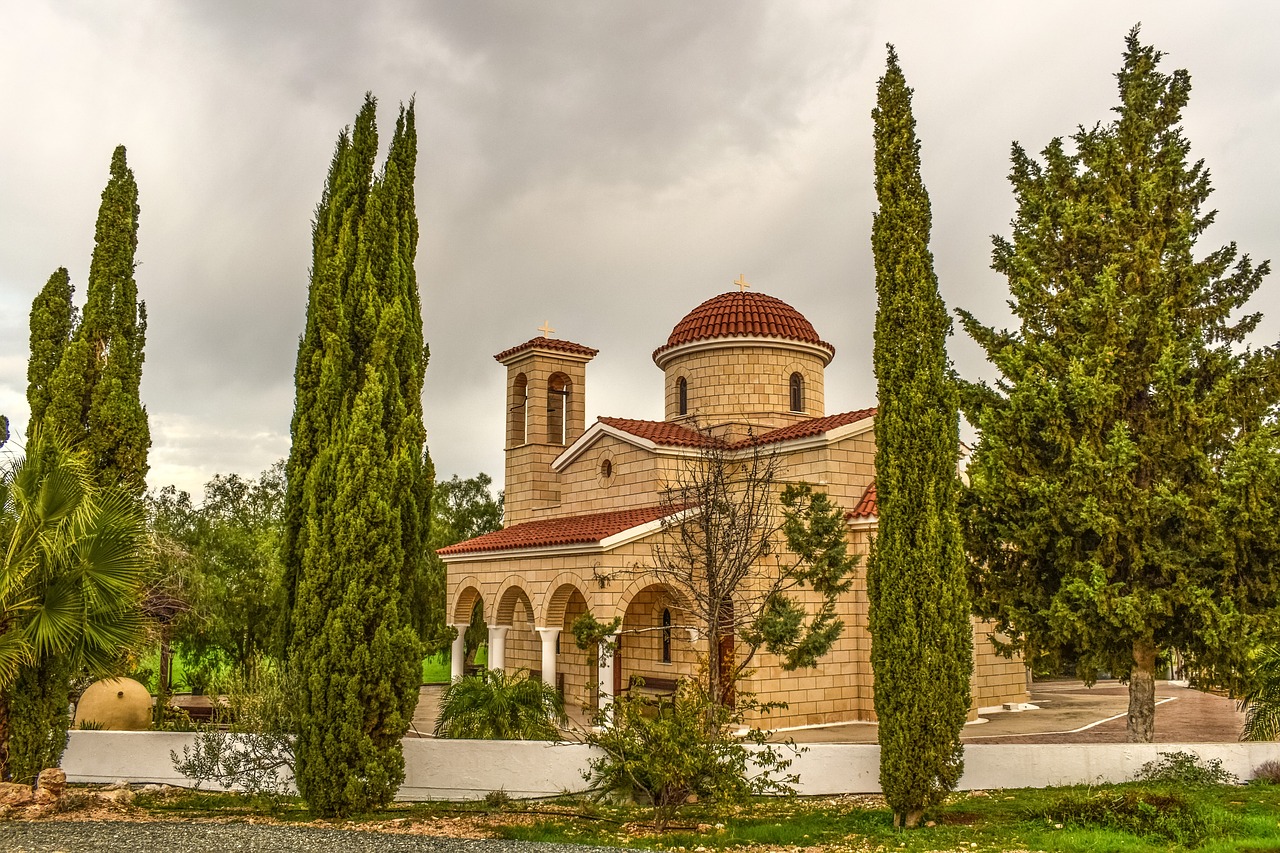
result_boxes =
[749,408,876,447]
[848,482,877,519]
[437,504,677,556]
[653,291,835,361]
[494,337,599,363]
[597,417,722,448]
[595,408,874,450]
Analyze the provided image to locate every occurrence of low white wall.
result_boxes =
[786,742,1280,795]
[62,732,1280,801]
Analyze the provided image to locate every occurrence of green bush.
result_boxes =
[584,679,799,829]
[1042,787,1211,844]
[1135,750,1239,786]
[171,657,295,798]
[433,668,566,740]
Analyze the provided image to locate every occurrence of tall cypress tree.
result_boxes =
[43,145,149,498]
[285,96,429,817]
[26,268,75,427]
[9,148,150,782]
[867,46,971,828]
[959,29,1280,742]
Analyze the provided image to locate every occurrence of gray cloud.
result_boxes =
[2,2,1278,500]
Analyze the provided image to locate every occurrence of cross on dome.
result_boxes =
[734,274,751,292]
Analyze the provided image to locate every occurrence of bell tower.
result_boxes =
[494,333,598,525]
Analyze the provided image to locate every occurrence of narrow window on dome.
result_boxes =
[677,377,688,415]
[790,372,804,412]
[661,608,672,663]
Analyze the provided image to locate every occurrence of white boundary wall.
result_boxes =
[61,732,1280,801]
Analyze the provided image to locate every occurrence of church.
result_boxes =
[438,284,1028,728]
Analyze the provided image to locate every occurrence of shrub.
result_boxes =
[171,658,294,797]
[1042,788,1210,844]
[1135,750,1239,786]
[1251,759,1280,785]
[584,679,799,829]
[433,669,566,740]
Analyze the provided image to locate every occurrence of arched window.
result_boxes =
[661,608,672,664]
[511,373,528,444]
[548,373,570,445]
[677,377,688,415]
[789,372,804,413]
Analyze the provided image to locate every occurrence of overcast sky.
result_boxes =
[3,2,1278,501]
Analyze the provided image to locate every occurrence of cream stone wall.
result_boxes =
[547,434,667,517]
[661,343,828,435]
[445,518,1028,731]
[972,619,1031,710]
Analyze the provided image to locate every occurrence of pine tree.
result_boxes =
[867,46,972,828]
[959,29,1280,742]
[285,96,429,817]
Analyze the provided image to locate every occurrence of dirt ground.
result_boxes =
[410,679,1247,744]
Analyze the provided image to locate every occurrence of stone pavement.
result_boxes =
[408,679,1247,744]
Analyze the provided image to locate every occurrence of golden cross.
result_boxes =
[734,274,751,293]
[538,320,556,338]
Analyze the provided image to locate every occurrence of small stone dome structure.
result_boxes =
[74,677,152,731]
[652,291,835,431]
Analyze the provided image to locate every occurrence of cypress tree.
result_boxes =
[8,147,149,781]
[26,268,75,426]
[867,46,971,828]
[959,29,1280,741]
[285,96,429,817]
[43,145,149,497]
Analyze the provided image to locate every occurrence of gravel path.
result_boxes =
[0,821,625,853]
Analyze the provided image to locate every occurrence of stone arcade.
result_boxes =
[439,287,1027,728]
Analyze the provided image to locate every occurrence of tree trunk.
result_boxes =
[154,637,173,726]
[0,688,10,781]
[894,809,924,828]
[1127,637,1157,743]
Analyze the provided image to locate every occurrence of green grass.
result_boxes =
[128,780,1280,852]
[135,649,473,692]
[421,648,486,684]
[422,653,450,684]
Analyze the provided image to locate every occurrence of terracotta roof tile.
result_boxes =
[494,337,599,363]
[848,482,877,519]
[596,409,875,450]
[747,408,876,447]
[653,291,835,361]
[597,417,721,448]
[437,504,676,556]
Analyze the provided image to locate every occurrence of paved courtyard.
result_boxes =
[409,678,1247,744]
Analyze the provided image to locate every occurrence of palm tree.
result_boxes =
[1242,645,1280,741]
[0,432,149,777]
[433,668,567,740]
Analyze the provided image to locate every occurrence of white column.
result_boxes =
[597,633,618,711]
[535,627,561,689]
[487,625,510,672]
[449,625,466,681]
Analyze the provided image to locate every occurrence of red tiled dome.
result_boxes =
[652,291,834,363]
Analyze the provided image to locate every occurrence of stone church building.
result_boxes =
[439,287,1027,728]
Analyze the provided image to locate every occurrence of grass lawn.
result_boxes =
[128,781,1280,852]
[134,648,481,692]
